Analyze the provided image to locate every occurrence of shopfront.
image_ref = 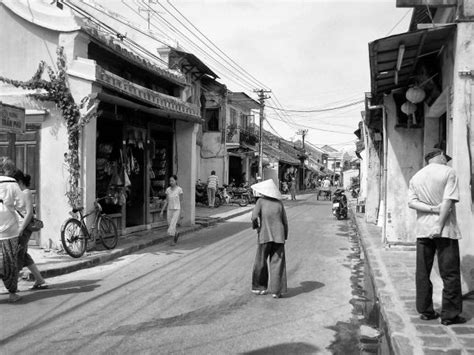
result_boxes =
[95,100,178,234]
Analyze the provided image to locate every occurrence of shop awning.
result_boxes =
[369,25,455,98]
[95,92,204,124]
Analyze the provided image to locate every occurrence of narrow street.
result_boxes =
[1,195,357,354]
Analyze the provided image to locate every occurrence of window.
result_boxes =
[230,108,237,125]
[205,108,220,132]
[336,161,341,169]
[241,113,248,130]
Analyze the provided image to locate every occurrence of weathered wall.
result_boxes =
[175,121,198,225]
[0,5,59,80]
[384,95,424,243]
[451,23,474,292]
[199,131,225,183]
[365,129,381,224]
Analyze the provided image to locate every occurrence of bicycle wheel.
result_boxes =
[61,218,87,258]
[97,215,118,249]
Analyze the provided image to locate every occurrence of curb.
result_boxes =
[348,209,420,355]
[37,207,253,279]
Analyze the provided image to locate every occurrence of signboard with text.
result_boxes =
[0,102,25,134]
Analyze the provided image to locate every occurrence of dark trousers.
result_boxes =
[416,238,462,320]
[252,242,287,295]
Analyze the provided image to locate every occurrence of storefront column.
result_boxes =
[175,120,199,225]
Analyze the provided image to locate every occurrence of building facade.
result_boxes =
[364,0,474,291]
[0,0,203,248]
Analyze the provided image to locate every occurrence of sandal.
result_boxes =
[31,283,49,290]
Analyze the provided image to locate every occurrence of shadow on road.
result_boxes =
[136,221,252,256]
[0,279,101,305]
[240,342,320,354]
[284,280,325,298]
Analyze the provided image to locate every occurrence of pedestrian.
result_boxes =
[408,148,466,326]
[250,179,288,298]
[160,175,183,245]
[0,158,23,302]
[289,174,297,201]
[13,170,48,290]
[207,170,219,208]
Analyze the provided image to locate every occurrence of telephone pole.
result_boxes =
[138,0,158,30]
[297,129,308,150]
[254,89,272,180]
[297,129,308,190]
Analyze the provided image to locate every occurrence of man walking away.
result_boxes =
[207,170,219,208]
[408,148,466,326]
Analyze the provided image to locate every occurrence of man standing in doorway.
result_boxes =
[408,148,465,326]
[207,170,219,208]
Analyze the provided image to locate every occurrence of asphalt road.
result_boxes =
[1,194,357,354]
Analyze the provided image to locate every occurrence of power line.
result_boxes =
[136,0,261,91]
[166,0,270,91]
[267,99,364,113]
[386,9,412,36]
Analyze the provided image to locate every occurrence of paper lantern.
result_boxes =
[401,101,417,115]
[406,86,426,104]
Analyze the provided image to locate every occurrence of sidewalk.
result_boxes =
[351,209,474,354]
[26,204,254,280]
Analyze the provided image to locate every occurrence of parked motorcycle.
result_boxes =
[349,184,360,198]
[196,181,222,207]
[332,188,348,220]
[222,185,249,207]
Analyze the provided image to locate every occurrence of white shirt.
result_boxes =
[0,176,23,240]
[166,186,183,210]
[408,163,461,239]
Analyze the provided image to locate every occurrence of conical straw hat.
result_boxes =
[251,179,282,200]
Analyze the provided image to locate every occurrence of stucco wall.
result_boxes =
[384,95,423,243]
[199,131,225,183]
[175,121,198,225]
[451,23,474,292]
[0,5,59,80]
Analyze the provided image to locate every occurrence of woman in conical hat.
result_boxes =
[250,179,288,298]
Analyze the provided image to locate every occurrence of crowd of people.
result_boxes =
[0,158,48,303]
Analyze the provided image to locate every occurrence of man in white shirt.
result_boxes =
[408,148,465,326]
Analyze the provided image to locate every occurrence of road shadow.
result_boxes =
[0,279,101,305]
[135,221,252,256]
[240,342,320,354]
[284,281,325,299]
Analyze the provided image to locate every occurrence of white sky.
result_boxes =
[98,0,412,150]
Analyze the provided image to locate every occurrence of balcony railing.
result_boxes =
[226,124,259,146]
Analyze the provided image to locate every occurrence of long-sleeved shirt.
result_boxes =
[251,197,288,244]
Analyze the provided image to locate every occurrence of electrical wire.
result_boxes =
[385,9,412,36]
[166,0,270,91]
[63,0,169,67]
[267,99,364,113]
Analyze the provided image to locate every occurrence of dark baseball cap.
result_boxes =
[424,148,452,163]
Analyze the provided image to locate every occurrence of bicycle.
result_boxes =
[60,196,119,258]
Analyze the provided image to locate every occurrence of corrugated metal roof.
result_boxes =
[369,25,455,98]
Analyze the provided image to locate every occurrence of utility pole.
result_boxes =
[296,129,308,190]
[254,89,271,180]
[138,0,158,30]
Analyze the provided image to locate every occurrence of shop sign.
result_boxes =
[0,102,25,134]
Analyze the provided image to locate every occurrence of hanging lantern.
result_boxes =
[401,101,417,115]
[406,86,426,104]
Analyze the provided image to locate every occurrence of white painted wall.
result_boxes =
[451,23,474,292]
[384,95,424,244]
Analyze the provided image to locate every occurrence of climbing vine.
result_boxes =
[0,47,92,207]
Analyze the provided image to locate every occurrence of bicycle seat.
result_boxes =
[72,207,84,213]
